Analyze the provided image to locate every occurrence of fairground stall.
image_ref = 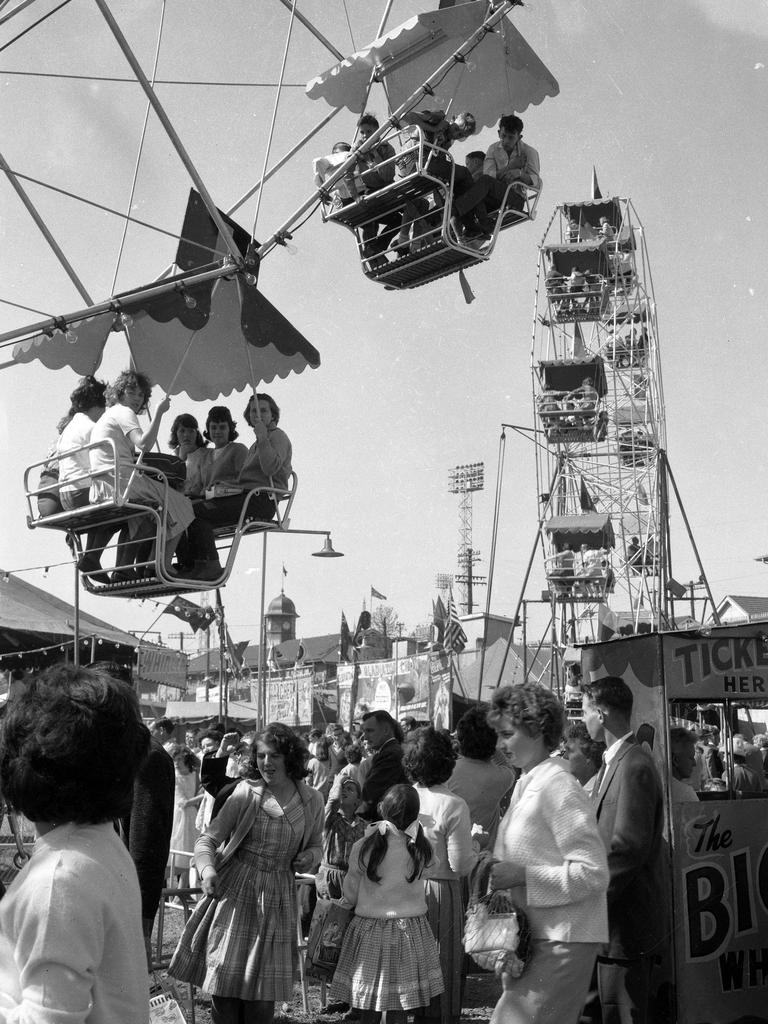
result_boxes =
[579,625,768,1024]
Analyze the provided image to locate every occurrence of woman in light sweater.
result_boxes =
[184,405,247,498]
[405,726,477,1024]
[0,664,150,1024]
[487,683,608,1024]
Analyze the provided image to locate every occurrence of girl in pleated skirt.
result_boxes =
[329,784,444,1024]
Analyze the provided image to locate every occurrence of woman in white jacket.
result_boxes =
[487,682,608,1024]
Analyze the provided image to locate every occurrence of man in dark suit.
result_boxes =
[357,710,407,821]
[580,676,665,1024]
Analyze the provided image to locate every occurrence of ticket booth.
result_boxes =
[578,625,768,1024]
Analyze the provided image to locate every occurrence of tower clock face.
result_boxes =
[282,621,291,632]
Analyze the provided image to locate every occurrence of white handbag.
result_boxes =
[463,861,532,978]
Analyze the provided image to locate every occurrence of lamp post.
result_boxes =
[255,529,343,729]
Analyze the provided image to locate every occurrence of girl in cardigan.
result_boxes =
[329,784,444,1024]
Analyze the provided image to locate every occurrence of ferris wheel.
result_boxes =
[530,193,669,650]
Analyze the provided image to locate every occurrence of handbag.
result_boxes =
[141,452,187,491]
[463,859,532,978]
[306,899,354,979]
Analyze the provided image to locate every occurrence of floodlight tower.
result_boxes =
[448,462,486,614]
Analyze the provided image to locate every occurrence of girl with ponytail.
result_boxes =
[328,784,444,1024]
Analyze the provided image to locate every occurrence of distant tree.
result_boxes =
[371,604,403,637]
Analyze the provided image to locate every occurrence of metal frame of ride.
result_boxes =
[489,192,721,696]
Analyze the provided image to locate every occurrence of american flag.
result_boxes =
[445,593,467,653]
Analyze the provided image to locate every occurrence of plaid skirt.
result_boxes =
[168,799,303,1000]
[329,914,444,1011]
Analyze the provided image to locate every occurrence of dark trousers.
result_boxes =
[580,955,653,1024]
[210,995,271,1024]
[454,174,524,224]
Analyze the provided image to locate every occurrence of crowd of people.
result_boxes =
[37,373,292,584]
[3,661,740,1024]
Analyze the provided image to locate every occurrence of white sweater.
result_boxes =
[0,822,148,1024]
[493,758,609,944]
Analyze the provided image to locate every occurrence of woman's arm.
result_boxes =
[246,425,291,479]
[444,795,479,877]
[126,394,171,453]
[521,779,608,907]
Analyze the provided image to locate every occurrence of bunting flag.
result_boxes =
[572,321,586,358]
[163,596,216,634]
[591,166,602,200]
[371,586,387,601]
[432,595,447,646]
[445,592,467,654]
[579,476,596,512]
[224,628,249,675]
[339,612,354,662]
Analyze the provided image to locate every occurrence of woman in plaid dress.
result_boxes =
[169,724,323,1024]
[329,784,444,1024]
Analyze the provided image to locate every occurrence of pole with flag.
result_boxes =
[371,586,387,602]
[339,611,354,663]
[445,588,468,706]
[591,166,602,200]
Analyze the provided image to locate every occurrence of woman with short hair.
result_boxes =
[487,683,608,1024]
[0,664,151,1022]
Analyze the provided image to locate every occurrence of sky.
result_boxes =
[0,0,767,655]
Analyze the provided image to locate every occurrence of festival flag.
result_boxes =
[163,596,216,634]
[445,592,467,653]
[371,586,387,601]
[353,610,371,648]
[432,595,447,646]
[579,475,596,512]
[339,612,354,663]
[224,628,249,675]
[591,166,602,200]
[572,321,586,358]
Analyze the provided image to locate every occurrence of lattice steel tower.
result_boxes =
[448,462,486,614]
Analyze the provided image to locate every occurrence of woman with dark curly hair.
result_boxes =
[0,664,151,1022]
[445,705,516,851]
[82,369,195,580]
[169,722,324,1024]
[487,683,608,1024]
[404,726,477,1024]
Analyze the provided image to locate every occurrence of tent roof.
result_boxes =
[0,570,140,648]
[163,699,260,723]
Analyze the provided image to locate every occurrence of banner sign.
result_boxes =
[297,668,314,726]
[672,800,768,1023]
[136,646,187,689]
[266,676,297,725]
[264,666,315,726]
[429,650,452,731]
[663,627,768,700]
[356,659,396,717]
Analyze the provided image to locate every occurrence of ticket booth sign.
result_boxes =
[673,800,768,1022]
